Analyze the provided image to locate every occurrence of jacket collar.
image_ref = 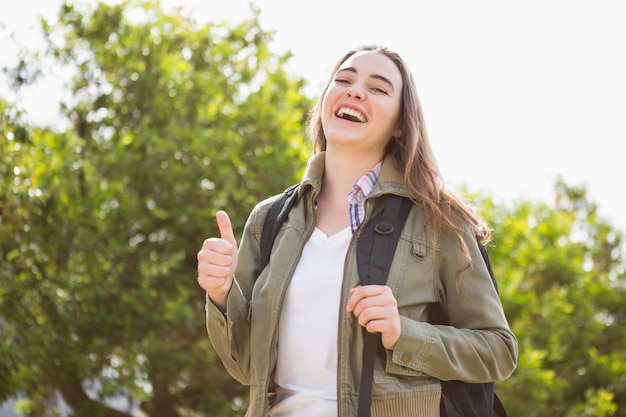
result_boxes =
[299,152,409,200]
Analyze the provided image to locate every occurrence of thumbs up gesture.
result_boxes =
[197,210,238,311]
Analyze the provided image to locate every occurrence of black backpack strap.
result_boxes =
[479,239,508,417]
[478,241,499,294]
[493,393,507,417]
[355,195,413,286]
[259,183,300,269]
[356,195,413,417]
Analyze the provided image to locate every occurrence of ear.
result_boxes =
[393,125,402,138]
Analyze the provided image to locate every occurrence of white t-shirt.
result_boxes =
[270,227,352,417]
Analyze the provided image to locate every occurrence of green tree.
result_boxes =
[3,1,626,417]
[479,180,626,417]
[1,1,311,416]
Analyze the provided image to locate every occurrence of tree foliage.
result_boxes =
[477,180,626,416]
[1,1,310,416]
[2,1,626,417]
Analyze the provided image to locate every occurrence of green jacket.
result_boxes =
[207,152,518,417]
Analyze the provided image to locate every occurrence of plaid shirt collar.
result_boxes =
[347,161,382,233]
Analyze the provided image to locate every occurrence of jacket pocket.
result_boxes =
[387,238,438,321]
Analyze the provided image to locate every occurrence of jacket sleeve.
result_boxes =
[206,203,267,386]
[389,225,518,383]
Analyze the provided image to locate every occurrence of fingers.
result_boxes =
[197,248,233,277]
[347,286,397,319]
[200,237,233,257]
[199,210,237,258]
[216,210,237,250]
[347,285,401,349]
[196,211,239,309]
[346,285,390,312]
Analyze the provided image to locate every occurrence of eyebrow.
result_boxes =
[337,67,396,92]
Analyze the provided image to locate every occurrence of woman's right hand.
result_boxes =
[197,210,238,312]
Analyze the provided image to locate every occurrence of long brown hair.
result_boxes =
[308,45,491,266]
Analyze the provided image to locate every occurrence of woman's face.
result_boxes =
[321,51,403,156]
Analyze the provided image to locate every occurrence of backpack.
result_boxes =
[259,183,508,417]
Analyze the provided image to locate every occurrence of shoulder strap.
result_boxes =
[494,393,507,417]
[259,183,300,269]
[356,194,414,417]
[482,240,508,417]
[356,194,414,287]
[478,241,499,293]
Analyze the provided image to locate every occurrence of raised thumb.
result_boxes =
[216,210,237,248]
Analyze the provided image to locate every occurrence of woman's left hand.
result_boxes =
[346,285,401,350]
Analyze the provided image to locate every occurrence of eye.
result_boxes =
[335,78,351,85]
[370,85,389,95]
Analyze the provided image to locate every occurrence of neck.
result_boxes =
[319,149,382,203]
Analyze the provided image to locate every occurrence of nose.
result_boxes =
[346,83,365,100]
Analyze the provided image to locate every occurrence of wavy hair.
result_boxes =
[308,45,491,266]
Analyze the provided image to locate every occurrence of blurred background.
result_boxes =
[1,1,625,416]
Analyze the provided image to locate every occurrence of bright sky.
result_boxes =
[2,0,625,231]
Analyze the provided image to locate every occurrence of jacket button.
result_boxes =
[401,352,412,363]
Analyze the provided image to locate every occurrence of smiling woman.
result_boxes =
[198,44,518,417]
[315,49,404,214]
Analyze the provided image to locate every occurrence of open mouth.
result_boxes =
[335,107,368,123]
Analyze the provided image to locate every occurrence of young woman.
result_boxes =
[197,45,518,417]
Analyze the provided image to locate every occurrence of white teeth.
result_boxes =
[336,107,367,122]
